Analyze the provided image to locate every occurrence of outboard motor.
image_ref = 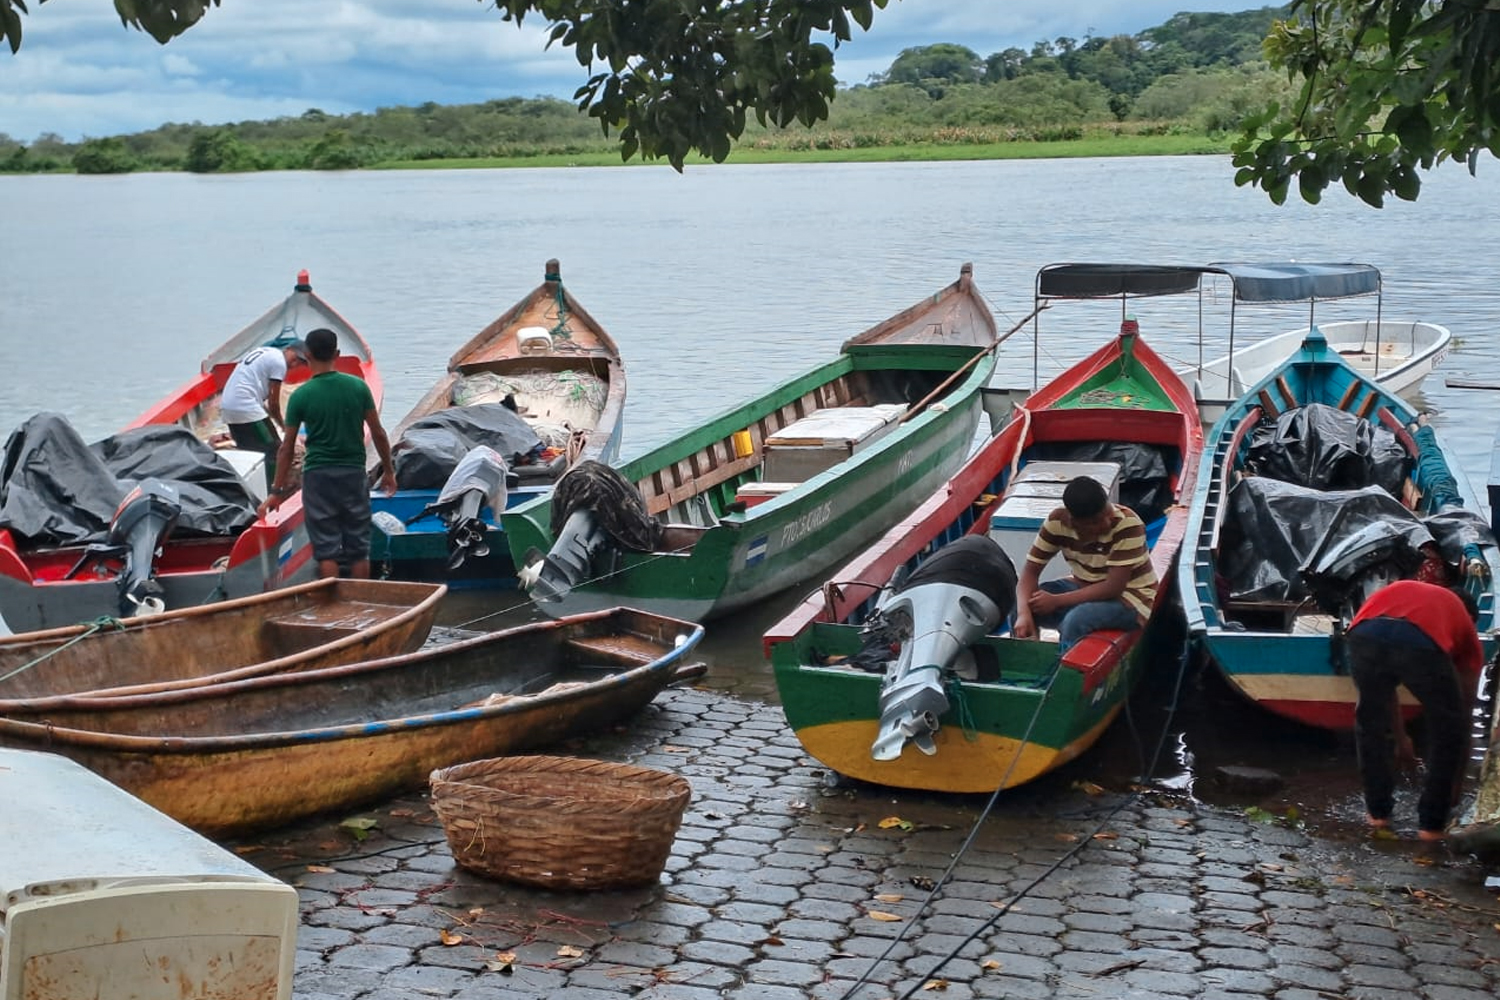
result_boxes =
[414,446,513,571]
[869,534,1017,762]
[1299,516,1426,623]
[65,479,182,617]
[516,460,662,604]
[518,508,614,602]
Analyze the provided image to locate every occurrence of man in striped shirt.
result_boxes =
[1012,475,1156,651]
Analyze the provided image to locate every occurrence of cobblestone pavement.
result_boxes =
[236,687,1500,1000]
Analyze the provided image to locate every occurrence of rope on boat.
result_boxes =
[838,626,1197,1000]
[448,541,701,633]
[0,616,127,685]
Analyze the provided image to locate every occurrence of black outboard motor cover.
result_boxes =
[65,478,182,617]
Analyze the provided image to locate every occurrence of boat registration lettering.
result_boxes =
[779,501,834,548]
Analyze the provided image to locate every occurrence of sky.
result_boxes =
[2,1,1269,143]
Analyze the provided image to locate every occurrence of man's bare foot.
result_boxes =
[1417,828,1446,843]
[1366,815,1390,829]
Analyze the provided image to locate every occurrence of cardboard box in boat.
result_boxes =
[989,460,1122,583]
[0,747,298,1000]
[761,404,907,483]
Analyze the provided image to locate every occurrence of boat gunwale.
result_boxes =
[0,608,705,749]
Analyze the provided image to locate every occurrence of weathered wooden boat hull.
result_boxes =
[767,307,1202,793]
[504,265,1000,623]
[1178,332,1499,730]
[0,273,378,632]
[0,578,446,710]
[0,608,703,836]
[373,259,625,588]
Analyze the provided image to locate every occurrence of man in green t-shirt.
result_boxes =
[259,327,397,578]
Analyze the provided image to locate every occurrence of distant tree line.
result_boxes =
[0,5,1290,174]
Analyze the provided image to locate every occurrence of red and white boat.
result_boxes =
[0,272,378,632]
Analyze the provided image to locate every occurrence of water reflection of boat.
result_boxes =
[765,263,1203,793]
[1178,328,1499,731]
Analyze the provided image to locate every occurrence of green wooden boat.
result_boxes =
[502,264,999,622]
[765,264,1205,793]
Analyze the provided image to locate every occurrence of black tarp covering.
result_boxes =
[897,534,1017,613]
[1245,403,1409,495]
[393,403,549,490]
[1025,440,1173,525]
[0,412,258,546]
[1219,478,1433,603]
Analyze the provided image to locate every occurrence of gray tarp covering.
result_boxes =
[0,412,257,546]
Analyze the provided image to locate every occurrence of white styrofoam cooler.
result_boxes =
[0,748,298,1000]
[762,404,907,482]
[990,460,1123,583]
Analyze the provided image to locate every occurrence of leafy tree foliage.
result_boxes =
[184,129,258,172]
[1233,0,1500,206]
[878,43,983,93]
[72,136,140,173]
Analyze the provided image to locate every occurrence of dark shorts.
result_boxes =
[302,466,371,565]
[228,418,278,457]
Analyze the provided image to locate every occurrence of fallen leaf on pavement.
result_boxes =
[878,816,915,831]
[439,929,464,946]
[867,910,903,922]
[557,945,585,958]
[874,893,904,903]
[305,865,335,873]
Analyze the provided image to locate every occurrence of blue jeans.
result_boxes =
[1033,579,1139,651]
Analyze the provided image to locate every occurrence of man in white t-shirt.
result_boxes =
[220,340,308,485]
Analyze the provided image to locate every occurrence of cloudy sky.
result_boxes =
[3,1,1269,143]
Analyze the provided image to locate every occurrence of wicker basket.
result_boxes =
[429,755,692,890]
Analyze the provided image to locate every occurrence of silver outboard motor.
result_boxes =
[415,446,512,571]
[65,479,182,617]
[870,534,1017,761]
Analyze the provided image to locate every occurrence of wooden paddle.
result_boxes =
[899,303,1048,424]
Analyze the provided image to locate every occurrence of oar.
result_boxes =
[1445,376,1500,390]
[899,303,1048,424]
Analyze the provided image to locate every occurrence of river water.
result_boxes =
[3,156,1497,833]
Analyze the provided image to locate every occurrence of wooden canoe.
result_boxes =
[0,271,379,633]
[371,258,625,588]
[765,264,1204,793]
[502,263,999,623]
[0,607,704,836]
[1177,329,1499,730]
[0,578,445,711]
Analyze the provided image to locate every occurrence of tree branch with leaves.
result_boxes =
[1232,0,1500,207]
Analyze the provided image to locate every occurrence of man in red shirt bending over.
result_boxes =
[1346,579,1485,841]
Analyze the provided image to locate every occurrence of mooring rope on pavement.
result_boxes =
[837,630,1197,1000]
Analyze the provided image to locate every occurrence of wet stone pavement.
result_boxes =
[234,687,1500,1000]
